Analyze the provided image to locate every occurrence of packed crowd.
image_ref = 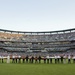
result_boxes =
[0,29,75,56]
[0,31,75,42]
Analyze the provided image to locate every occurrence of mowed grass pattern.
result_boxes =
[0,63,75,75]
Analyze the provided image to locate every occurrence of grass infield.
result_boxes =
[0,63,75,75]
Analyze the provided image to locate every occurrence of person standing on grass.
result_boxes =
[31,56,34,63]
[72,55,75,63]
[38,55,41,63]
[68,55,71,63]
[15,56,18,63]
[29,55,32,63]
[46,55,50,64]
[0,56,1,63]
[1,55,4,63]
[12,55,15,63]
[49,55,52,64]
[55,55,57,64]
[57,55,60,63]
[43,56,46,64]
[18,55,21,63]
[26,55,28,63]
[60,55,63,64]
[7,55,10,63]
[35,56,38,63]
[63,54,66,64]
[22,55,25,63]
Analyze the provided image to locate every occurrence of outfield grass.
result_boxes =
[0,63,75,75]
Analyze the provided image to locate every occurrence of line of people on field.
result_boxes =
[12,55,42,63]
[0,54,75,64]
[0,55,10,63]
[11,54,75,64]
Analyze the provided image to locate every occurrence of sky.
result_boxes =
[0,0,75,32]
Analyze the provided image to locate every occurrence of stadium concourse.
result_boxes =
[0,28,75,64]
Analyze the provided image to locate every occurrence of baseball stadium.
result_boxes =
[0,28,75,75]
[0,0,75,75]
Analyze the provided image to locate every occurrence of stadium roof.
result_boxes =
[0,28,75,34]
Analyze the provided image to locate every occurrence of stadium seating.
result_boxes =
[0,28,75,56]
